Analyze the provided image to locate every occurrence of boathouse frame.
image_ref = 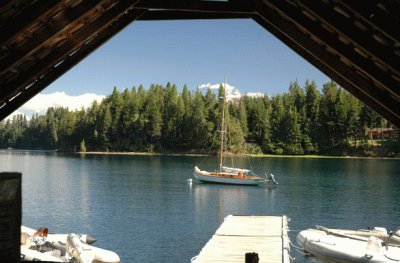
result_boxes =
[0,1,399,262]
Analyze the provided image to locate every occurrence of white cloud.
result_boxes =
[198,82,241,101]
[7,92,105,119]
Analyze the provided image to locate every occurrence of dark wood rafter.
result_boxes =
[253,3,400,127]
[134,0,256,14]
[298,2,400,104]
[0,1,110,76]
[134,0,256,20]
[0,0,399,128]
[0,0,142,105]
[0,7,147,121]
[297,1,399,75]
[338,0,400,44]
[0,0,63,46]
[260,0,400,102]
[137,10,251,21]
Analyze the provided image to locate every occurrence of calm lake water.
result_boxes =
[1,150,399,262]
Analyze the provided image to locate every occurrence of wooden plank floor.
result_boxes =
[192,215,290,263]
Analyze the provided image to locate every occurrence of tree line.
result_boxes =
[0,81,398,156]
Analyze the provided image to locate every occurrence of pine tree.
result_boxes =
[319,81,338,152]
[144,85,163,151]
[100,104,112,150]
[204,88,218,150]
[304,80,320,153]
[162,83,182,149]
[191,88,208,150]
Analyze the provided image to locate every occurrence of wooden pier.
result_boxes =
[192,215,290,263]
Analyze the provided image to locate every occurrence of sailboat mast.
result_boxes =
[219,79,226,172]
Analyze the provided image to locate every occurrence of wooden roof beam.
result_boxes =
[134,0,255,14]
[137,10,251,20]
[253,4,400,127]
[0,0,111,77]
[0,0,63,46]
[261,0,400,101]
[0,8,146,121]
[0,1,142,104]
[297,0,399,76]
[337,0,400,44]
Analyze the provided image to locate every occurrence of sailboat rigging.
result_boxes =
[193,80,277,186]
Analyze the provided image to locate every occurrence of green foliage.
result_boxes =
[0,81,398,157]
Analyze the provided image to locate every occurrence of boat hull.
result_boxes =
[317,226,400,247]
[21,226,120,263]
[193,169,265,186]
[297,229,400,263]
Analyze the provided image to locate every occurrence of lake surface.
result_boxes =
[1,150,399,262]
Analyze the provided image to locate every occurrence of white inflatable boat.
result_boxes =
[21,226,120,263]
[297,227,400,263]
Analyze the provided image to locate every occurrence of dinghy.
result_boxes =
[297,227,400,263]
[316,226,400,247]
[21,226,120,263]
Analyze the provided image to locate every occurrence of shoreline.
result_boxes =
[2,148,399,160]
[80,151,208,157]
[77,151,400,160]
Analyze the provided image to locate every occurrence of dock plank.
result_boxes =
[193,215,290,263]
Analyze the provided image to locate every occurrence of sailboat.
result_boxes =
[193,81,277,186]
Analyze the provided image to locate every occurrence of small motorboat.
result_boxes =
[297,226,400,263]
[21,226,120,263]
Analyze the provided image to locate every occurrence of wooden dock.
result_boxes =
[192,215,291,263]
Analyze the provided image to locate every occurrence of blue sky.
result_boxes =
[46,19,329,96]
[14,19,330,117]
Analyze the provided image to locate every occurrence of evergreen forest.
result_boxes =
[1,80,399,157]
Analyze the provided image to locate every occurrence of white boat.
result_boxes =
[316,226,400,246]
[297,226,400,263]
[193,166,274,185]
[21,226,120,263]
[193,80,277,186]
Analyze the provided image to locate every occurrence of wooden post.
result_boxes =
[245,252,259,263]
[0,173,21,263]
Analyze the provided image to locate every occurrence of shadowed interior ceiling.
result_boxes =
[0,0,399,127]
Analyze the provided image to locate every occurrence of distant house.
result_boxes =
[365,127,399,139]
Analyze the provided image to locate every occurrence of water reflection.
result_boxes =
[190,181,278,225]
[1,152,399,263]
